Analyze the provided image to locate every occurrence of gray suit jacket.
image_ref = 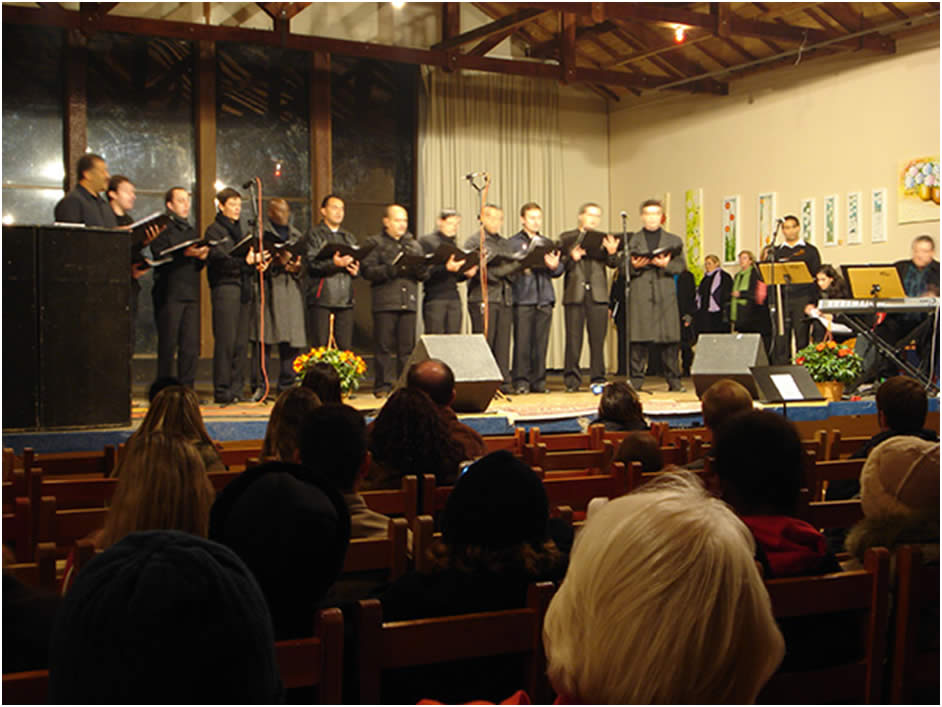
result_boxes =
[559,229,620,305]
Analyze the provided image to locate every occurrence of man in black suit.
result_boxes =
[54,154,117,228]
[559,203,620,392]
[767,215,821,364]
[149,187,208,389]
[419,209,477,334]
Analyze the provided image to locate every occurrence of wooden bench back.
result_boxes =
[355,581,556,705]
[804,458,866,502]
[342,517,409,581]
[360,475,419,526]
[5,541,57,593]
[525,439,615,474]
[825,429,870,460]
[890,545,941,704]
[481,428,526,456]
[758,547,890,705]
[24,446,117,478]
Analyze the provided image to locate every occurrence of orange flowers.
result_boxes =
[293,346,367,395]
[815,343,826,352]
[837,348,851,358]
[826,340,837,349]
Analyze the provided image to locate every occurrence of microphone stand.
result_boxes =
[245,177,271,404]
[767,220,786,363]
[620,212,632,390]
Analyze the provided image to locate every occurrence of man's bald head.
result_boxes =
[701,379,754,430]
[406,359,455,407]
[268,198,290,226]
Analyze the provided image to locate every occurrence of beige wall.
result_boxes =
[609,35,940,279]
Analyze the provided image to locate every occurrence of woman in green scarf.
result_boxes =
[730,250,771,354]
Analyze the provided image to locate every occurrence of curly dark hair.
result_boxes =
[368,388,464,485]
[598,382,645,429]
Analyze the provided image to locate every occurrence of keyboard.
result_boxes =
[818,297,940,314]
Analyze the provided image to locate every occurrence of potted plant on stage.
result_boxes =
[793,339,863,402]
[293,347,367,398]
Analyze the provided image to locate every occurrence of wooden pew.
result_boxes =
[480,428,526,456]
[360,475,420,526]
[757,547,890,705]
[825,429,870,461]
[889,545,940,704]
[342,517,409,581]
[804,458,866,503]
[539,462,633,516]
[527,427,595,451]
[525,439,615,475]
[355,582,556,705]
[3,497,34,562]
[36,497,106,557]
[4,541,56,593]
[23,446,117,478]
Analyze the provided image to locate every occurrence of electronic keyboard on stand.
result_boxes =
[818,297,940,315]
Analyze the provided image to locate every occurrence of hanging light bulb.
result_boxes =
[674,25,686,43]
[391,0,405,8]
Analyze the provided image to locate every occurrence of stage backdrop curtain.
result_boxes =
[417,68,571,370]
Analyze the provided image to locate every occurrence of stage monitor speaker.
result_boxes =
[3,226,39,429]
[690,333,769,399]
[396,334,502,412]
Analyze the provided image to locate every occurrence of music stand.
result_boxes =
[841,265,906,299]
[758,261,814,287]
[760,261,814,364]
[750,364,825,418]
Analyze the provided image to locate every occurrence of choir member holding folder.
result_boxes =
[419,209,478,334]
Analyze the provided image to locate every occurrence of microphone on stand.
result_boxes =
[464,172,485,181]
[242,180,256,189]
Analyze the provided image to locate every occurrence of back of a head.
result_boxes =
[208,462,351,640]
[298,404,367,493]
[370,388,460,478]
[598,383,644,428]
[543,472,784,704]
[148,376,182,403]
[701,378,754,430]
[49,530,282,704]
[713,410,803,516]
[859,436,940,519]
[261,387,322,461]
[406,358,455,407]
[101,433,215,548]
[615,431,663,474]
[139,385,212,445]
[876,376,928,434]
[442,451,550,554]
[301,363,343,404]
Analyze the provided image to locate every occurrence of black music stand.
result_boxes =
[750,365,825,419]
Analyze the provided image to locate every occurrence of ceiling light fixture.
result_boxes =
[391,0,406,9]
[674,25,687,43]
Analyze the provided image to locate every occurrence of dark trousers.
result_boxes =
[310,306,354,351]
[563,298,608,389]
[771,297,812,364]
[630,342,682,390]
[613,309,627,376]
[512,304,553,390]
[211,284,250,401]
[373,310,416,392]
[251,341,300,391]
[468,300,512,385]
[423,298,462,334]
[155,298,199,388]
[130,277,141,355]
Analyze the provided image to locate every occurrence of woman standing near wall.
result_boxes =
[730,250,771,354]
[695,254,733,335]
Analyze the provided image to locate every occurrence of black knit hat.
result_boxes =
[442,450,550,550]
[48,530,282,704]
[208,461,351,640]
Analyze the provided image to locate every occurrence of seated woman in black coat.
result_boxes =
[375,451,568,704]
[805,264,853,343]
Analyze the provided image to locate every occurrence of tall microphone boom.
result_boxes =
[464,171,484,180]
[242,180,256,189]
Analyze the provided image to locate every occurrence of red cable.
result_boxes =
[255,177,271,404]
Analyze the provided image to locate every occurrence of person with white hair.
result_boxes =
[543,472,784,704]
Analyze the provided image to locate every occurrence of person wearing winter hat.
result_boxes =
[844,436,940,570]
[48,530,282,704]
[712,410,840,578]
[375,450,567,704]
[208,461,351,641]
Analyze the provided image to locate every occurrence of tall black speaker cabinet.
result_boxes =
[3,224,131,429]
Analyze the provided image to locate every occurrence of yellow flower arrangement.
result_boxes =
[293,346,367,395]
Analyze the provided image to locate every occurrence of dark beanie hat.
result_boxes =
[48,530,282,704]
[209,461,351,640]
[443,450,550,550]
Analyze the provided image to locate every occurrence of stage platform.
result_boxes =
[4,375,937,455]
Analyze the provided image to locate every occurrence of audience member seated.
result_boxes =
[3,563,59,673]
[684,377,754,470]
[301,362,343,404]
[60,433,216,594]
[209,461,350,640]
[542,472,784,704]
[406,359,487,460]
[48,530,283,704]
[828,374,938,503]
[365,388,465,489]
[260,387,322,462]
[713,410,840,578]
[614,430,663,474]
[299,404,390,539]
[844,436,939,571]
[121,385,225,473]
[594,382,647,432]
[376,451,568,704]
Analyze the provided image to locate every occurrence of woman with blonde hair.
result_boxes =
[731,249,771,353]
[120,385,224,474]
[260,387,322,462]
[543,472,784,704]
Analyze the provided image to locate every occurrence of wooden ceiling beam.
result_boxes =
[881,2,910,20]
[560,11,577,82]
[516,2,894,52]
[441,3,461,42]
[817,2,875,35]
[529,20,617,58]
[3,4,721,94]
[431,7,550,51]
[258,3,310,22]
[716,35,758,61]
[467,28,515,56]
[608,25,685,78]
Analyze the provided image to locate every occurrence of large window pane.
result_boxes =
[86,33,195,192]
[2,25,64,189]
[216,43,310,211]
[2,188,65,226]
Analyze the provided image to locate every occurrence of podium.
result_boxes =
[3,224,131,429]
